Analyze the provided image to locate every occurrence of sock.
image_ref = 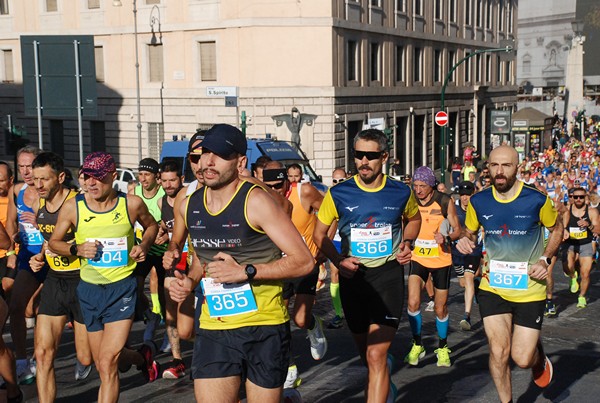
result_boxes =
[439,338,448,349]
[464,312,470,320]
[330,282,343,317]
[436,314,449,341]
[151,293,161,316]
[407,309,422,343]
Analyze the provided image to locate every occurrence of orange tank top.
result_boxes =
[288,183,319,258]
[411,192,452,268]
[0,196,8,258]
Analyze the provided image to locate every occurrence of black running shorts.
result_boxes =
[478,289,545,330]
[38,272,84,324]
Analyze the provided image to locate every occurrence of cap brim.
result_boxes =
[80,168,110,181]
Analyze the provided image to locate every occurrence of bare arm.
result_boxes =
[48,198,78,256]
[127,195,159,261]
[445,202,462,241]
[242,175,292,216]
[0,222,9,250]
[530,218,564,280]
[301,183,324,212]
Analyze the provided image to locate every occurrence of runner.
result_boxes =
[451,181,482,331]
[562,187,599,308]
[262,161,327,389]
[4,145,44,384]
[0,161,15,299]
[313,128,421,403]
[456,145,562,402]
[49,152,160,402]
[286,163,303,184]
[406,166,461,368]
[168,123,314,402]
[27,152,92,402]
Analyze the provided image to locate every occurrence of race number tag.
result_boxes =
[569,227,587,240]
[201,278,258,317]
[350,225,392,258]
[488,259,528,290]
[87,237,128,269]
[413,239,440,257]
[21,223,43,246]
[45,249,80,271]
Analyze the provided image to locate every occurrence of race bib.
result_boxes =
[488,259,528,290]
[201,277,258,317]
[21,222,43,246]
[569,227,587,240]
[87,237,128,269]
[413,239,439,258]
[45,248,80,271]
[350,225,392,258]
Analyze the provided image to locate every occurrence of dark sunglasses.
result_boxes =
[572,195,586,200]
[189,154,202,163]
[354,150,383,161]
[267,181,285,190]
[332,178,346,184]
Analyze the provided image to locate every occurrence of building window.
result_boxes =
[522,55,531,74]
[475,53,481,82]
[395,45,405,82]
[148,122,165,161]
[485,0,492,29]
[497,58,503,83]
[507,0,513,33]
[148,44,164,82]
[413,47,422,83]
[46,0,57,12]
[0,0,9,15]
[498,0,505,31]
[434,49,442,83]
[94,46,104,82]
[464,50,471,82]
[475,0,482,27]
[396,0,406,12]
[414,0,422,16]
[88,0,100,9]
[448,50,456,82]
[370,0,381,6]
[1,50,14,83]
[434,0,442,20]
[449,0,457,23]
[485,54,491,82]
[90,121,106,153]
[465,0,471,25]
[347,40,358,82]
[370,42,381,83]
[505,60,512,84]
[199,41,217,81]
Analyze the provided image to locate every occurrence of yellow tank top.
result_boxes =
[288,183,319,258]
[74,192,136,284]
[412,193,452,269]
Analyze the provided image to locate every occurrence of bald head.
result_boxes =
[489,145,518,165]
[489,145,519,193]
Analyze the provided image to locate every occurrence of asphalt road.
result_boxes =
[2,259,599,402]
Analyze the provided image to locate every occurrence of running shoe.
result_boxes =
[532,355,553,388]
[162,359,186,379]
[284,364,302,388]
[404,341,426,366]
[434,345,452,367]
[327,315,344,329]
[25,317,35,329]
[29,358,36,377]
[425,300,435,312]
[570,272,579,294]
[7,388,23,403]
[143,311,162,343]
[544,301,557,317]
[459,317,472,331]
[138,341,160,382]
[16,360,34,385]
[577,296,587,308]
[160,333,171,353]
[307,316,328,360]
[75,359,93,381]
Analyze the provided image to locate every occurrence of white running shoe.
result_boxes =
[306,316,328,360]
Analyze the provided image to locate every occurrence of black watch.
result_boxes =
[445,235,453,246]
[244,264,257,281]
[402,239,415,251]
[70,243,78,256]
[539,256,552,265]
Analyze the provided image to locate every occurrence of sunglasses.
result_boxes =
[189,154,202,163]
[267,181,285,190]
[572,195,586,200]
[332,178,346,184]
[354,150,383,161]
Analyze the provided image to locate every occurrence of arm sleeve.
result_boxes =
[539,197,558,228]
[404,191,420,219]
[465,202,480,232]
[316,191,339,226]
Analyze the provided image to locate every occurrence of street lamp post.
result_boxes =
[439,44,514,183]
[113,0,142,162]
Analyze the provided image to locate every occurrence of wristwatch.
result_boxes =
[244,264,257,281]
[539,256,551,265]
[70,243,78,256]
[445,235,453,246]
[402,239,415,251]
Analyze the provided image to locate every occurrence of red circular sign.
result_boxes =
[435,111,448,127]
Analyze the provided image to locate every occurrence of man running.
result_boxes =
[169,124,314,402]
[28,152,92,402]
[49,152,160,403]
[562,187,599,308]
[457,145,562,402]
[313,128,421,403]
[406,166,461,368]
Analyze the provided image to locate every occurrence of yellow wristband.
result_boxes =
[5,250,16,256]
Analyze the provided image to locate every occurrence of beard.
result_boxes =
[357,164,379,185]
[491,173,517,193]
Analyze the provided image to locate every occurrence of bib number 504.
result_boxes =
[209,292,249,311]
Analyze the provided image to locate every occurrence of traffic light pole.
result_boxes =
[440,45,513,183]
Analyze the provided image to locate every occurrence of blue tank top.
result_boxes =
[17,184,43,254]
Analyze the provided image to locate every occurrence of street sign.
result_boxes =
[435,111,448,127]
[491,110,511,134]
[206,86,237,97]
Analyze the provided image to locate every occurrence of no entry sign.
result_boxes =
[435,111,448,127]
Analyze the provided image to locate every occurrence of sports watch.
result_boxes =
[70,243,78,256]
[245,264,257,281]
[539,256,551,265]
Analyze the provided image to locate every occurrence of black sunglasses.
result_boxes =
[354,150,383,161]
[267,181,285,190]
[572,195,586,200]
[332,178,346,184]
[189,154,202,163]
